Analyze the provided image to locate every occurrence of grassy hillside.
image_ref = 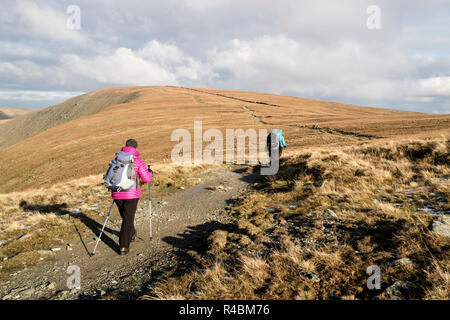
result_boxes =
[0,111,11,120]
[0,87,141,149]
[0,86,448,194]
[142,137,449,300]
[0,107,32,118]
[0,86,448,299]
[0,107,34,125]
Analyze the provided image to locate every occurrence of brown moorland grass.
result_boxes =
[0,162,219,280]
[0,87,448,297]
[141,137,449,300]
[0,107,33,118]
[0,86,448,194]
[0,107,34,125]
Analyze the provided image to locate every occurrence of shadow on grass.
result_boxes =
[83,220,236,300]
[19,200,120,255]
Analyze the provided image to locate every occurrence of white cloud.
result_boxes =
[0,89,84,102]
[0,0,449,113]
[417,77,450,97]
[60,41,213,86]
[14,0,84,42]
[208,35,416,100]
[0,59,68,86]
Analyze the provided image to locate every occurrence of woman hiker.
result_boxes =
[266,129,287,162]
[112,139,152,255]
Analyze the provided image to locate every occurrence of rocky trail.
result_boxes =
[0,166,259,300]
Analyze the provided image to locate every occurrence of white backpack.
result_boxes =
[104,151,139,192]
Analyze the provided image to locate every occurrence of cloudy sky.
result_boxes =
[1,0,449,113]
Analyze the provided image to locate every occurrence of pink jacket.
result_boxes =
[111,146,152,200]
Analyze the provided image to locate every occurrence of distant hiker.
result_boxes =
[104,139,152,255]
[266,129,287,161]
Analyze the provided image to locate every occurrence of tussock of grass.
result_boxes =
[142,137,449,300]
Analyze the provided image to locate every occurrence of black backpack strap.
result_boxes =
[136,171,140,190]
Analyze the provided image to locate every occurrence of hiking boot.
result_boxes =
[119,247,129,255]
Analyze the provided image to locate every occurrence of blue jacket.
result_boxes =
[278,129,286,148]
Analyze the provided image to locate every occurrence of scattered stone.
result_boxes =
[385,281,417,298]
[38,250,54,255]
[51,248,61,252]
[20,288,35,297]
[431,215,450,238]
[87,203,101,211]
[18,233,31,241]
[72,206,82,213]
[179,186,185,190]
[393,258,413,266]
[66,245,73,251]
[315,209,338,219]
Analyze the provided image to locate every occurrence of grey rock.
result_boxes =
[87,202,101,211]
[431,215,450,238]
[20,288,35,297]
[393,258,413,266]
[315,209,338,219]
[385,281,417,298]
[38,250,54,255]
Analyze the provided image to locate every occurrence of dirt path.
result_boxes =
[0,166,259,300]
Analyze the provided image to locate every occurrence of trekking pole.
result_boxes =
[148,165,153,240]
[92,200,115,255]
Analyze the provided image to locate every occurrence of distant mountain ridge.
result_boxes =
[0,88,141,149]
[0,110,11,120]
[0,86,448,193]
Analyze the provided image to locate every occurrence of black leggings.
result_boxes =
[114,198,139,249]
[268,146,283,159]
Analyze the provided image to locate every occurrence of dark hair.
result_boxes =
[126,139,138,149]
